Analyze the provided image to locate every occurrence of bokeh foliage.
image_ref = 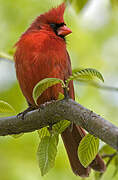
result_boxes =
[0,0,118,179]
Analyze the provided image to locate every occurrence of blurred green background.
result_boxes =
[0,0,118,179]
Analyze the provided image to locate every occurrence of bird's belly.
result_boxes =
[16,58,66,106]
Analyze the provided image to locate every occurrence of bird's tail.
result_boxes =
[61,124,106,177]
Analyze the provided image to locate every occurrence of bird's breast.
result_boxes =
[14,31,72,106]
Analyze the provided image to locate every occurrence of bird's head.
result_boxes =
[28,3,72,39]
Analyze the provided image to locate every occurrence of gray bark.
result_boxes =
[0,98,118,150]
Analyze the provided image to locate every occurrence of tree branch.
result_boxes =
[0,98,118,150]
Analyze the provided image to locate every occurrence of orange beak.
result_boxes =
[57,25,72,37]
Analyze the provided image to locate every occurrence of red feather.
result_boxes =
[14,3,106,176]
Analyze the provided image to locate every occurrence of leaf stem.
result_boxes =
[63,87,69,99]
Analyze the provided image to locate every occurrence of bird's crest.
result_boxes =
[34,3,66,25]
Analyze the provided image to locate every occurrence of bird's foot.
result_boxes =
[17,106,36,120]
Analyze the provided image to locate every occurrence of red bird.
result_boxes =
[14,3,106,177]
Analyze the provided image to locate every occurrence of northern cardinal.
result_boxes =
[14,3,106,177]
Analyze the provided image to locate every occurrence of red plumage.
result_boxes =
[14,3,106,177]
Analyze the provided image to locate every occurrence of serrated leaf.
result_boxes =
[33,78,65,105]
[0,100,15,114]
[37,127,50,139]
[37,135,58,176]
[53,120,71,134]
[78,134,99,168]
[67,68,104,84]
[72,68,83,73]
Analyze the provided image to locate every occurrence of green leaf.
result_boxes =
[53,120,71,134]
[57,92,64,100]
[100,144,116,155]
[78,134,99,168]
[37,135,58,176]
[100,145,117,166]
[37,127,50,139]
[38,126,59,144]
[94,171,101,180]
[67,68,104,84]
[113,155,118,177]
[0,100,15,114]
[33,78,65,105]
[111,0,118,9]
[11,133,24,138]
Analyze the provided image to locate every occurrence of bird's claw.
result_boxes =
[17,106,36,120]
[17,111,27,120]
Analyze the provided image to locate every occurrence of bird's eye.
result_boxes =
[50,23,57,29]
[50,23,66,31]
[50,23,66,40]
